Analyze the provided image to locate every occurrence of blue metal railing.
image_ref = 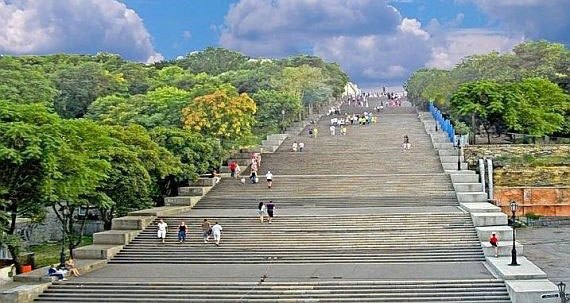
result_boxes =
[429,103,455,143]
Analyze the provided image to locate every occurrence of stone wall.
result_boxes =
[15,208,104,246]
[495,187,570,217]
[464,144,570,186]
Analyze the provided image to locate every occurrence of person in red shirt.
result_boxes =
[489,232,499,258]
[229,161,237,178]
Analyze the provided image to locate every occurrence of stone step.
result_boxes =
[267,133,288,141]
[433,142,454,149]
[441,163,468,170]
[35,280,511,302]
[440,155,464,163]
[439,149,459,156]
[471,213,508,227]
[261,139,283,146]
[261,145,279,153]
[177,186,211,196]
[190,178,216,187]
[457,192,488,202]
[476,226,514,242]
[164,196,201,206]
[450,174,479,183]
[459,202,501,213]
[454,183,484,192]
[481,241,524,257]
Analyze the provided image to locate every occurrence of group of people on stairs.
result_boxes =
[156,218,224,246]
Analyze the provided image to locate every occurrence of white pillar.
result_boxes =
[486,158,494,201]
[478,159,486,196]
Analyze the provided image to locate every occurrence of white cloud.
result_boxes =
[470,0,570,44]
[426,29,524,69]
[0,0,162,63]
[220,0,403,57]
[313,18,432,86]
[219,0,541,87]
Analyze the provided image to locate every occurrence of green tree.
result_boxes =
[253,90,302,134]
[117,62,157,95]
[450,80,512,144]
[510,78,570,136]
[0,102,109,267]
[87,87,192,128]
[0,101,60,269]
[97,125,182,227]
[177,47,249,75]
[150,127,223,198]
[48,119,112,257]
[182,89,257,145]
[53,62,128,118]
[513,41,568,85]
[453,52,519,83]
[0,57,57,106]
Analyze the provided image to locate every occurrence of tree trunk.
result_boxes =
[7,202,21,272]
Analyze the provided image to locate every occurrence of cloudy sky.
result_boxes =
[1,0,569,89]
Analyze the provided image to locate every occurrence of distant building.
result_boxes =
[342,82,360,97]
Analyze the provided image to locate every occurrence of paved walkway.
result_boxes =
[518,226,570,282]
[71,262,496,282]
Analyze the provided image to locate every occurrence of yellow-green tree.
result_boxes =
[182,89,257,143]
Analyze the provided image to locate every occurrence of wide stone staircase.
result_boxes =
[36,280,511,302]
[109,213,484,264]
[34,97,511,302]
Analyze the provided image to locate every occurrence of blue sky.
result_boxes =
[1,0,569,88]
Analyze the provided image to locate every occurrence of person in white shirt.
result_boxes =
[298,142,305,152]
[157,219,168,243]
[211,222,223,246]
[329,125,336,136]
[292,141,298,152]
[265,170,273,189]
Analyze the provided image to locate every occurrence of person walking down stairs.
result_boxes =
[177,222,187,243]
[490,232,499,258]
[157,219,168,244]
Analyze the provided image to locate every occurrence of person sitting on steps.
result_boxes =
[65,258,80,277]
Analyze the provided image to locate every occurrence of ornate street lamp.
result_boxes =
[508,201,519,266]
[558,282,567,303]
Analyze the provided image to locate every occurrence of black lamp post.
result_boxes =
[59,206,69,268]
[558,282,567,303]
[457,134,462,171]
[509,201,519,266]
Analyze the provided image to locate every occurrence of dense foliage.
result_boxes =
[405,41,570,140]
[0,48,348,267]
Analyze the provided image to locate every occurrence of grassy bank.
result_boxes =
[28,236,93,268]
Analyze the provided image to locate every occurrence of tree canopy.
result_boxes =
[0,48,348,265]
[405,40,570,139]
